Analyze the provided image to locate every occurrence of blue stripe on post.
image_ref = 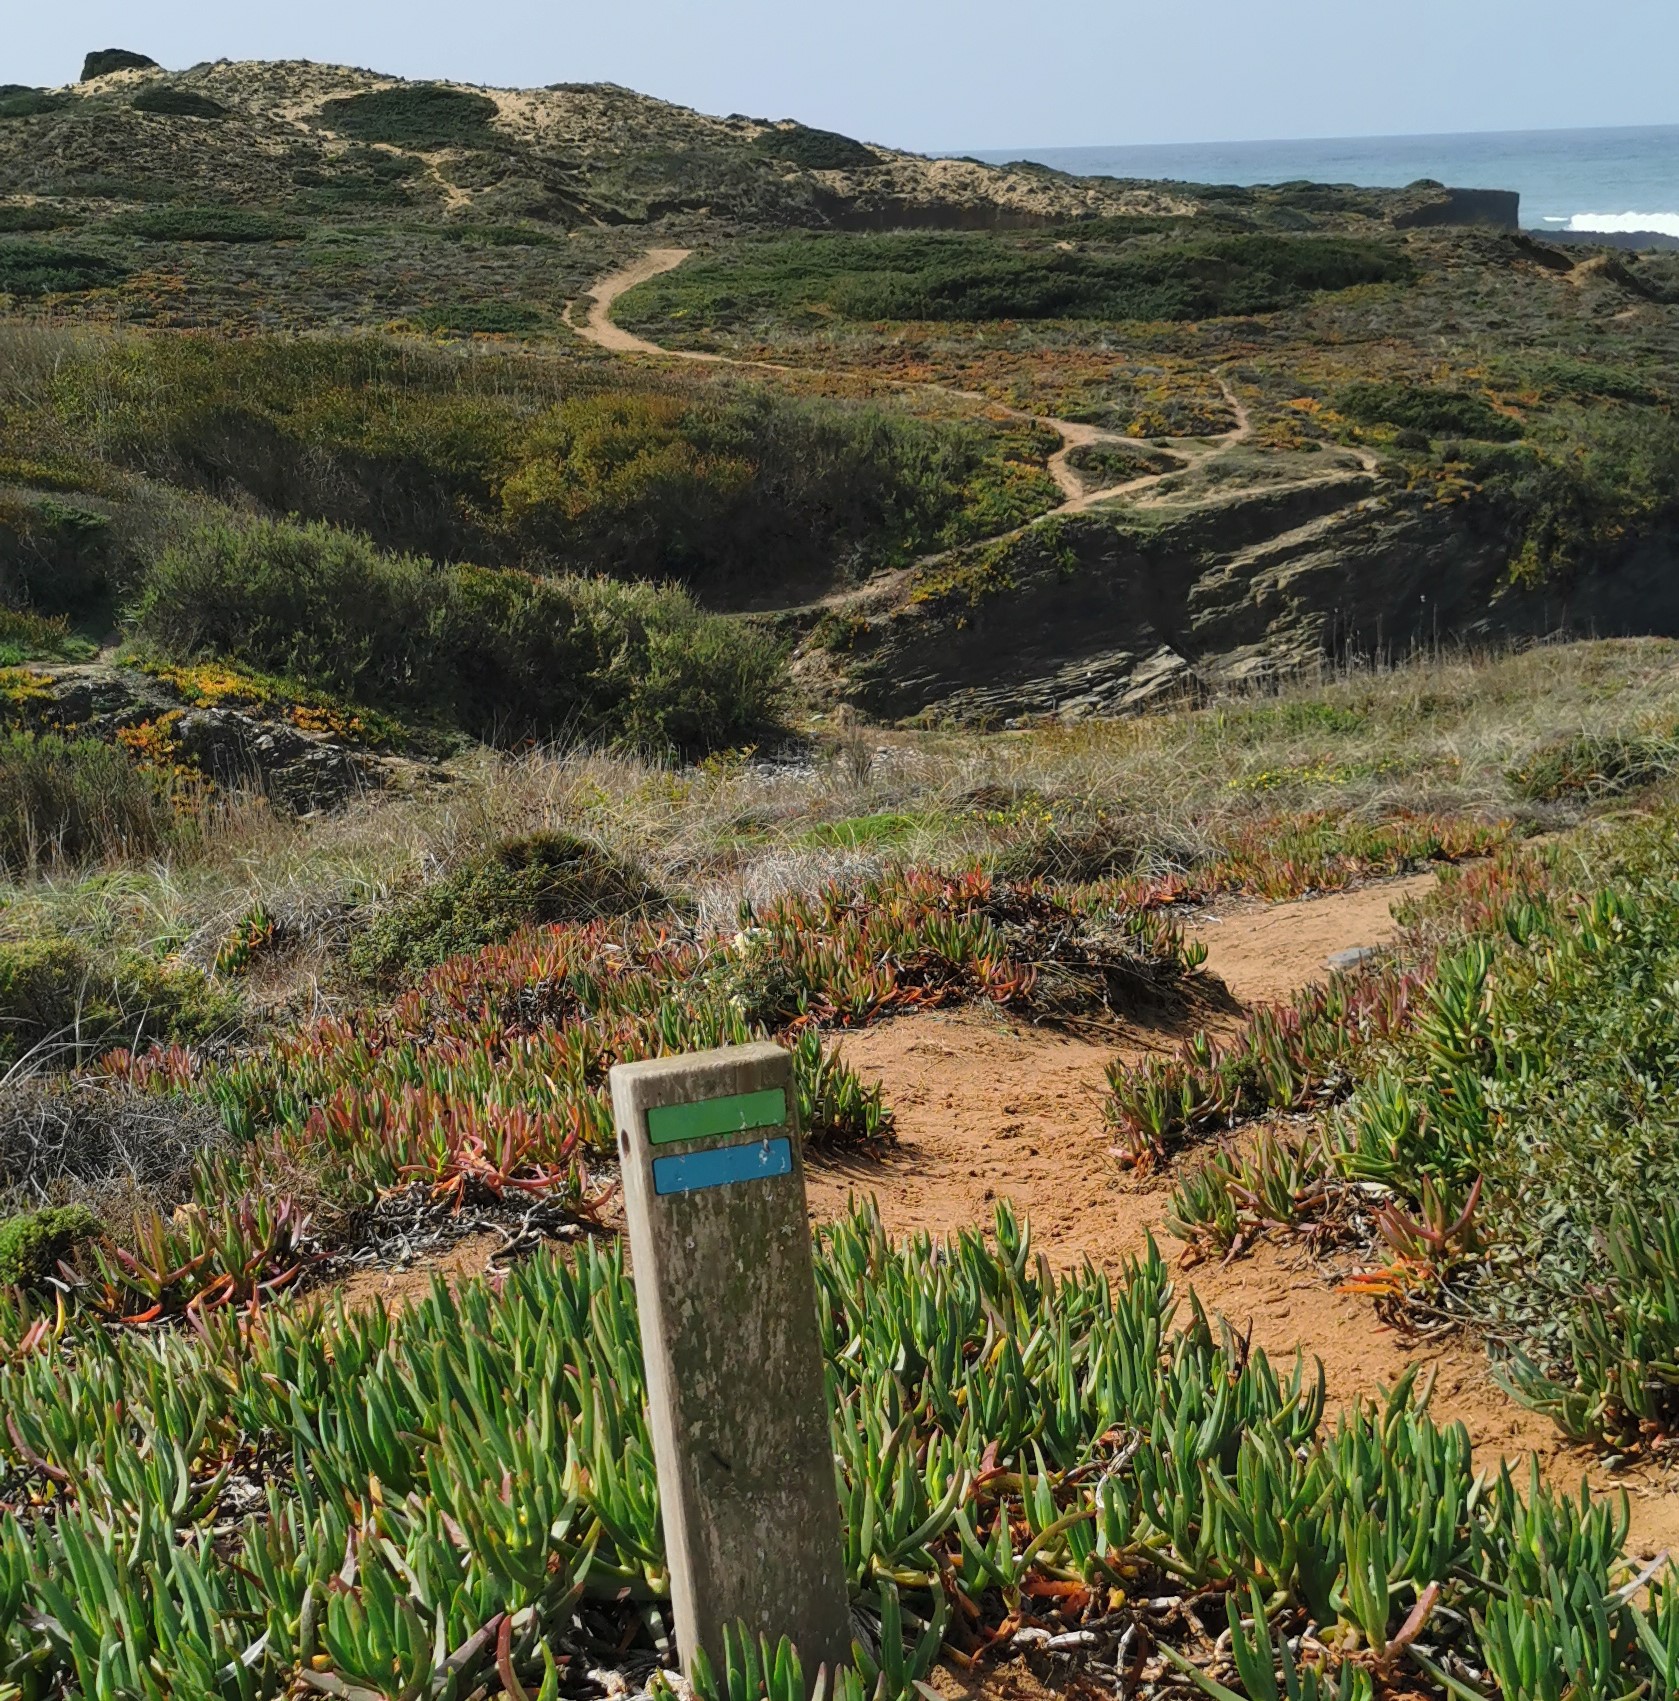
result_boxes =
[652,1136,793,1197]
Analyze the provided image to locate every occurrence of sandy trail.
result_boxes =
[800,877,1679,1556]
[573,248,710,356]
[804,877,1432,1264]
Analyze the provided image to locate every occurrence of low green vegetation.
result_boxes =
[1337,380,1523,441]
[347,828,665,985]
[0,241,125,296]
[129,87,227,120]
[113,206,301,242]
[620,230,1413,332]
[132,517,788,751]
[413,300,547,334]
[0,1199,1673,1698]
[0,1203,98,1287]
[318,83,500,148]
[0,933,234,1064]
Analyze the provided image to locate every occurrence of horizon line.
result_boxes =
[945,118,1679,158]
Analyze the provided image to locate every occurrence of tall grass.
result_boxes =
[0,731,175,872]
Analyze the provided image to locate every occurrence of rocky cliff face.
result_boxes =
[1391,186,1520,232]
[813,482,1679,724]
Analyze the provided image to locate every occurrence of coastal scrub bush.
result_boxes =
[319,83,498,148]
[0,936,234,1064]
[129,87,227,120]
[414,300,546,334]
[1337,380,1522,440]
[131,518,788,751]
[291,147,423,207]
[113,206,301,242]
[30,334,1053,582]
[0,242,125,296]
[1456,411,1679,579]
[0,1203,98,1287]
[0,206,73,233]
[753,122,876,170]
[0,92,69,120]
[0,731,175,871]
[348,829,666,985]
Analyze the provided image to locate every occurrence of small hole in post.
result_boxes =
[620,1131,631,1156]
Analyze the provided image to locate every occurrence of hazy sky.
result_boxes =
[11,1,1676,153]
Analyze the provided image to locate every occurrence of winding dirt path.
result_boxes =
[570,245,1261,521]
[571,245,1381,633]
[574,248,715,357]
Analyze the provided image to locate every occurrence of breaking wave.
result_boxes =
[1564,211,1679,239]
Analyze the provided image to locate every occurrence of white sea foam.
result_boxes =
[1567,211,1679,239]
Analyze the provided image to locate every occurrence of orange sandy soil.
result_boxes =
[801,875,1679,1559]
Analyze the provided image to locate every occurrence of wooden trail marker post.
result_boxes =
[611,1042,852,1677]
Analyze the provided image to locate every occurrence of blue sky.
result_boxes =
[11,0,1676,152]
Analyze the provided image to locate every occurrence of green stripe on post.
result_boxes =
[646,1087,788,1146]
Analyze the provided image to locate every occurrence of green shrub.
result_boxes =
[0,936,234,1064]
[81,50,158,80]
[130,87,227,120]
[753,123,876,171]
[414,301,546,335]
[0,497,116,617]
[291,149,422,208]
[0,92,69,120]
[0,206,74,233]
[41,333,1050,583]
[0,1204,99,1287]
[132,518,787,752]
[113,206,301,243]
[1453,411,1679,580]
[1337,381,1523,441]
[0,731,174,871]
[349,829,666,985]
[319,84,498,148]
[1497,353,1661,406]
[0,241,125,296]
[435,223,557,247]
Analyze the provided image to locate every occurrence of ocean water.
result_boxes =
[966,126,1679,238]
